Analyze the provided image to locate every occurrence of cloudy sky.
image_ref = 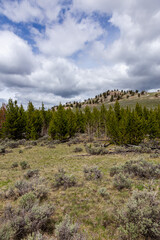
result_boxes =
[0,0,160,108]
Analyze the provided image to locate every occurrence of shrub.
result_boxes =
[85,145,109,155]
[110,166,122,177]
[98,187,110,199]
[110,159,160,179]
[55,215,85,240]
[25,232,44,240]
[0,223,14,240]
[20,161,30,170]
[19,192,36,210]
[29,141,37,146]
[19,149,23,154]
[34,185,48,201]
[118,190,160,240]
[113,173,132,191]
[4,188,16,199]
[83,166,102,181]
[150,153,159,158]
[25,232,53,240]
[54,169,77,189]
[73,147,83,153]
[47,145,56,149]
[0,146,5,154]
[24,169,39,179]
[7,141,19,149]
[1,201,54,240]
[11,162,18,168]
[18,139,26,145]
[4,178,48,200]
[15,180,33,196]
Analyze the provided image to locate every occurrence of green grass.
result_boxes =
[0,142,160,239]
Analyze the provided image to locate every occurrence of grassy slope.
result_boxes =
[0,143,160,239]
[82,92,160,110]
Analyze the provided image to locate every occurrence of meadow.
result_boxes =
[0,137,160,239]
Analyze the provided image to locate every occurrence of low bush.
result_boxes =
[20,161,30,170]
[15,180,33,196]
[19,192,36,210]
[25,232,53,240]
[150,153,159,158]
[3,177,49,201]
[34,185,48,201]
[0,200,54,240]
[7,141,19,149]
[55,215,85,240]
[11,162,18,168]
[118,190,160,240]
[83,166,102,181]
[110,166,122,177]
[24,169,39,179]
[98,187,110,199]
[110,159,160,179]
[4,188,16,199]
[54,169,77,189]
[85,145,109,155]
[18,139,26,145]
[73,147,83,153]
[0,223,14,240]
[25,232,44,240]
[0,146,5,154]
[113,173,132,191]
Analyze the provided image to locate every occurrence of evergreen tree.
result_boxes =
[3,99,26,139]
[49,104,68,140]
[0,104,6,137]
[66,108,76,138]
[84,106,93,139]
[92,107,100,137]
[114,100,121,121]
[75,109,85,133]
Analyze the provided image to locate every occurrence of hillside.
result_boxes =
[64,90,160,110]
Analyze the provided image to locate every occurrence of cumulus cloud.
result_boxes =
[0,0,61,23]
[0,31,36,75]
[0,0,160,107]
[35,15,103,57]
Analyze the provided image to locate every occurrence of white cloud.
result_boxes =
[35,15,103,57]
[0,31,36,75]
[0,0,61,23]
[0,0,160,107]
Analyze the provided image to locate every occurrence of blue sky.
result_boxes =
[0,0,160,107]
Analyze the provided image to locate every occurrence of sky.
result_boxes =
[0,0,160,108]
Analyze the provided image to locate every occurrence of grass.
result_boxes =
[0,142,160,239]
[82,92,160,110]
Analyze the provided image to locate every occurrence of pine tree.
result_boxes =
[92,107,100,137]
[114,100,121,121]
[66,108,76,138]
[75,109,85,133]
[0,104,6,136]
[3,99,26,139]
[49,104,68,140]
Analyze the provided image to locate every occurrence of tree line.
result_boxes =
[0,99,160,145]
